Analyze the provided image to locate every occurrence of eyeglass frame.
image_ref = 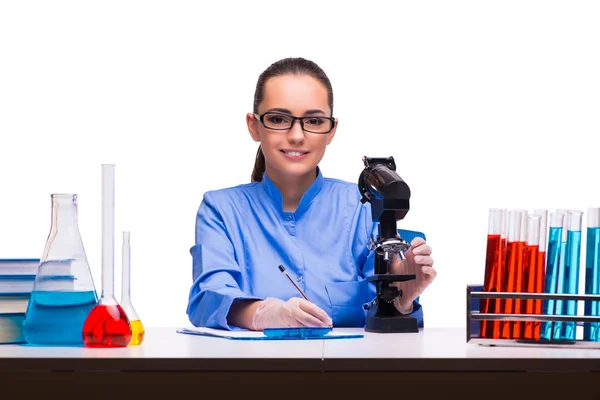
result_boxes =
[253,112,336,134]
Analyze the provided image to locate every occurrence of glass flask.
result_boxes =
[120,231,145,345]
[22,193,99,346]
[83,164,132,348]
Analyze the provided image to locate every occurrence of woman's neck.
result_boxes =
[265,166,317,212]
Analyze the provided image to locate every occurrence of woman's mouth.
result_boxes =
[281,149,309,160]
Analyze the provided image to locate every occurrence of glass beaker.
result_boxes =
[83,164,132,348]
[121,231,145,345]
[22,193,99,346]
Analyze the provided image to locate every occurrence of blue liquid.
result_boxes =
[552,241,568,340]
[541,227,562,340]
[22,291,98,346]
[584,227,600,341]
[561,230,582,340]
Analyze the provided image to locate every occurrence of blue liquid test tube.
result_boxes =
[552,209,569,340]
[584,207,600,341]
[561,210,583,341]
[541,212,564,340]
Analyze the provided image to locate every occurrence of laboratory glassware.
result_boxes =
[584,207,600,341]
[83,164,132,348]
[552,209,569,340]
[481,208,503,339]
[121,231,145,346]
[502,209,524,339]
[561,210,582,340]
[22,194,98,346]
[523,214,541,340]
[533,209,547,339]
[540,212,564,341]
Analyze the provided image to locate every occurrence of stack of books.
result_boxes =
[0,259,39,344]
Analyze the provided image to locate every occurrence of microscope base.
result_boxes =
[365,315,418,333]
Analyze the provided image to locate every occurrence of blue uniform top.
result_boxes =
[187,168,423,330]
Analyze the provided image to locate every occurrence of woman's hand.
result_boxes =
[251,297,333,331]
[388,237,436,313]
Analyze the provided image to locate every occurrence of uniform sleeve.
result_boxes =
[352,202,424,328]
[186,192,261,330]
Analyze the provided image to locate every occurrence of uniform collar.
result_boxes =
[261,167,326,217]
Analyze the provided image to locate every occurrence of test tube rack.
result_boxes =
[466,284,600,349]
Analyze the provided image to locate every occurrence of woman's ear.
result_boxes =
[247,113,261,142]
[326,118,338,145]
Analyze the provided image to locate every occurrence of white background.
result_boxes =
[1,1,599,329]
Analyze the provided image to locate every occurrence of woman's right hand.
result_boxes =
[251,297,333,331]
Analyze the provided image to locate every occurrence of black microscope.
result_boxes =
[358,156,418,333]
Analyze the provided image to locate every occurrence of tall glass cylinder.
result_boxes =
[523,214,541,340]
[552,209,569,340]
[584,207,600,341]
[561,210,583,341]
[502,209,524,339]
[510,210,528,339]
[482,209,503,338]
[533,209,547,339]
[121,231,145,346]
[491,207,509,338]
[82,164,132,348]
[541,212,564,341]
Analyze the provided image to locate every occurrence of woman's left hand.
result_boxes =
[388,237,436,313]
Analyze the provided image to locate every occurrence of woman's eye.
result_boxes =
[306,118,324,126]
[267,115,289,124]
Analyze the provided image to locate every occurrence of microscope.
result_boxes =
[358,156,418,333]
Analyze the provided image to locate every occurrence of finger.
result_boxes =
[296,299,333,326]
[410,237,426,247]
[421,266,437,283]
[412,244,432,256]
[414,255,434,266]
[291,308,332,327]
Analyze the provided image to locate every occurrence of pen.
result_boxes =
[278,265,309,301]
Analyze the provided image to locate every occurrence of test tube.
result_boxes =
[502,209,524,339]
[584,207,600,341]
[511,210,528,339]
[523,214,541,340]
[552,209,569,340]
[481,208,504,338]
[561,210,583,341]
[533,209,548,339]
[541,212,564,341]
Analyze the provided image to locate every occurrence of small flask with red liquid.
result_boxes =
[83,164,132,348]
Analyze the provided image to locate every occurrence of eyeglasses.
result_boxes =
[253,112,335,134]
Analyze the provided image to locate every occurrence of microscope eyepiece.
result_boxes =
[358,156,411,221]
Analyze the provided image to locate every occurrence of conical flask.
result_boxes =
[83,164,132,348]
[121,231,145,345]
[22,193,99,346]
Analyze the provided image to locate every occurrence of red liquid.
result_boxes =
[481,234,501,338]
[82,304,132,348]
[503,240,525,339]
[534,250,546,339]
[491,237,507,338]
[523,245,539,340]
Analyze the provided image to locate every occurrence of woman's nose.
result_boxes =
[287,119,305,143]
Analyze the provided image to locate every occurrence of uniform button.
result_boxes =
[286,215,293,221]
[296,276,303,283]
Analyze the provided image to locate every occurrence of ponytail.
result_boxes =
[251,145,266,182]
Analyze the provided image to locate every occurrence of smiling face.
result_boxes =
[247,74,337,182]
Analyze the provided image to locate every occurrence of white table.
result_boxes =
[1,327,600,398]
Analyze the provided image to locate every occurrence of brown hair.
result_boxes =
[251,57,334,182]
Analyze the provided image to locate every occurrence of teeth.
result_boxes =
[285,151,304,157]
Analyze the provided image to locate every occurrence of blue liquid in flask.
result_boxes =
[23,290,97,346]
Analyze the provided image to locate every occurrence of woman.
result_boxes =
[187,57,436,330]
